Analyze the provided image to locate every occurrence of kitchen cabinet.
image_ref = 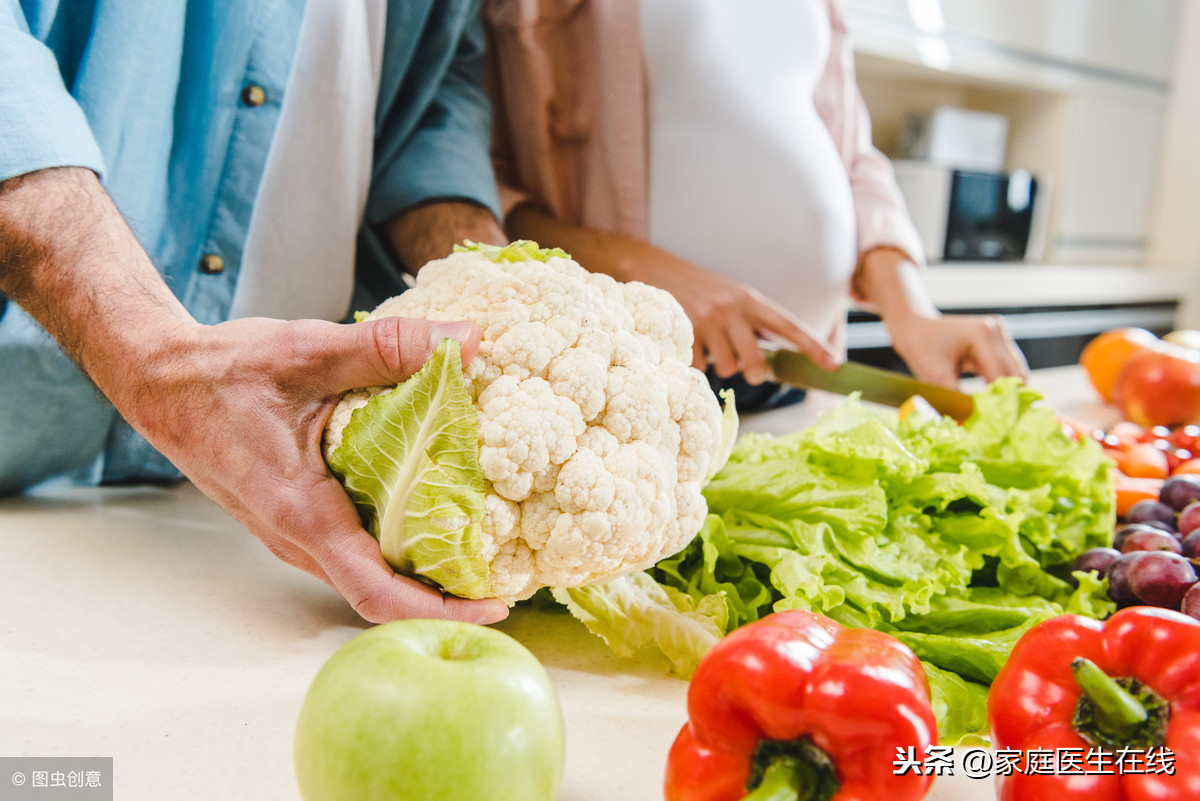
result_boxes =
[0,366,1115,800]
[1054,79,1167,265]
[843,0,1181,268]
[838,0,1197,365]
[842,0,1178,83]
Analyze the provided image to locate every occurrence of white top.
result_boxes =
[641,0,858,342]
[231,0,387,321]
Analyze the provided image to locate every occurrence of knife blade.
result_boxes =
[765,348,975,421]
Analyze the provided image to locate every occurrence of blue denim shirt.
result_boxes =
[0,0,500,489]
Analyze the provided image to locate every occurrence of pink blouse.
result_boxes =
[482,0,926,291]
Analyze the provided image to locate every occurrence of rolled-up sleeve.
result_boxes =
[816,0,925,279]
[0,3,105,183]
[365,0,501,224]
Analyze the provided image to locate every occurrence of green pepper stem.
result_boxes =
[741,756,807,801]
[1071,657,1148,736]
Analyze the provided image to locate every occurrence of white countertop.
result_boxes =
[0,367,1109,800]
[846,265,1192,351]
[922,264,1191,312]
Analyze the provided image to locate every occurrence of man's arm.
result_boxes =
[368,4,506,271]
[0,167,508,624]
[0,168,191,382]
[385,199,507,273]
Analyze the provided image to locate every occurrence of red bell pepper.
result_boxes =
[664,610,937,801]
[988,606,1200,801]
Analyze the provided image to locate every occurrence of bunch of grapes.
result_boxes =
[1074,473,1200,619]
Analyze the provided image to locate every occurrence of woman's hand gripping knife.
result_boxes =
[854,247,1029,388]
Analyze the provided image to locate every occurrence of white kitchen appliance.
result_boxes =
[897,106,1009,172]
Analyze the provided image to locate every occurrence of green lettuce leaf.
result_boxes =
[327,339,492,598]
[704,388,741,483]
[454,239,570,263]
[920,661,991,745]
[551,571,727,677]
[557,379,1117,744]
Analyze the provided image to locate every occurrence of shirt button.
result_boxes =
[241,84,267,107]
[199,253,225,274]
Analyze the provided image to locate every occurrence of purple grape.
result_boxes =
[1113,524,1170,551]
[1106,552,1148,606]
[1073,547,1122,577]
[1178,501,1200,537]
[1140,519,1181,535]
[1126,499,1179,532]
[1183,583,1200,621]
[1159,474,1200,512]
[1127,551,1199,608]
[1120,529,1184,555]
[1183,530,1200,559]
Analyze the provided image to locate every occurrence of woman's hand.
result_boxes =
[886,311,1029,387]
[506,205,839,384]
[855,247,1029,387]
[626,246,841,382]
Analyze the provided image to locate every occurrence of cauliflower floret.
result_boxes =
[602,361,671,445]
[477,376,586,501]
[669,482,709,557]
[517,492,561,551]
[670,363,725,482]
[322,387,380,458]
[554,447,616,514]
[491,321,567,380]
[327,243,734,601]
[547,348,609,422]
[622,280,694,364]
[481,494,522,560]
[489,539,538,600]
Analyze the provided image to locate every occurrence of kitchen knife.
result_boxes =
[765,347,975,421]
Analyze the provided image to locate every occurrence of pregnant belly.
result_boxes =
[646,121,858,342]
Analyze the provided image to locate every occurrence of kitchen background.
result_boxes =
[841,0,1199,370]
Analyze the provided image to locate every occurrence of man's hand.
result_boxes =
[0,167,508,624]
[506,205,840,383]
[127,314,510,624]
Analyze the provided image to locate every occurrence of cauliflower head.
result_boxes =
[323,241,736,602]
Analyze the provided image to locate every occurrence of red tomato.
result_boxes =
[1170,424,1200,453]
[1152,438,1195,472]
[1106,421,1147,449]
[1121,442,1171,479]
[1146,425,1174,442]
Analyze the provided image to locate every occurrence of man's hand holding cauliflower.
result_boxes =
[323,242,736,605]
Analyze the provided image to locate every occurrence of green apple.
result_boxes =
[294,619,565,801]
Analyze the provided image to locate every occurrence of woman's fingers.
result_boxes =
[750,301,841,371]
[693,291,841,383]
